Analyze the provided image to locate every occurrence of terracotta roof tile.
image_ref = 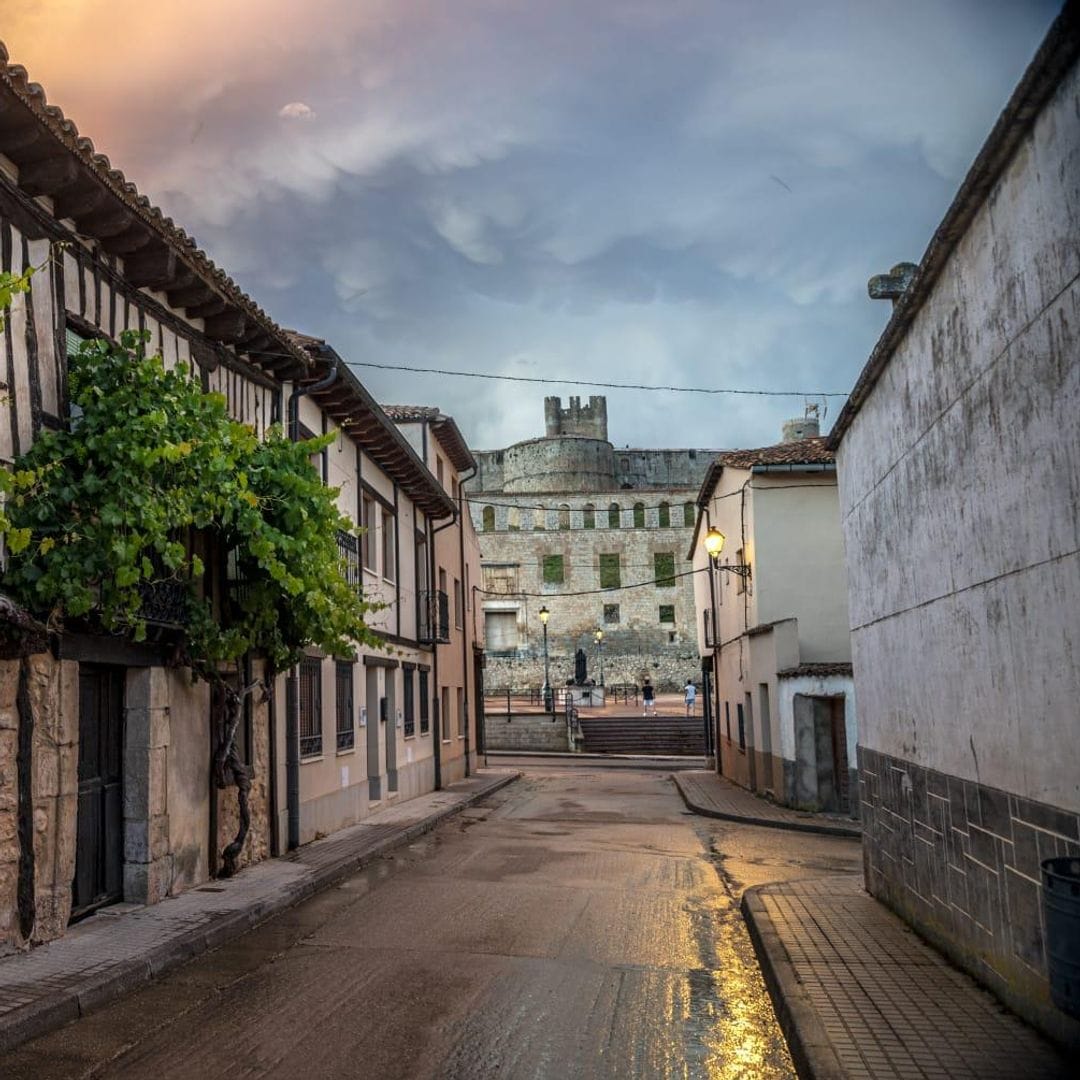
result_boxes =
[715,436,834,470]
[382,405,442,421]
[777,662,854,679]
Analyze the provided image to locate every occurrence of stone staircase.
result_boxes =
[577,715,706,756]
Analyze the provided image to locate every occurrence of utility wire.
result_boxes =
[478,564,709,598]
[341,358,849,399]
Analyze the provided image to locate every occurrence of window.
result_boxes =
[419,670,430,734]
[482,505,495,532]
[457,687,465,739]
[453,577,463,628]
[654,552,675,587]
[441,686,451,740]
[684,502,695,528]
[338,530,361,591]
[507,506,520,531]
[724,700,732,742]
[403,667,415,737]
[382,509,395,582]
[65,326,94,423]
[658,502,670,528]
[599,554,620,589]
[659,604,675,625]
[465,566,470,611]
[452,478,458,500]
[543,554,565,584]
[437,457,445,487]
[582,503,595,530]
[299,656,323,758]
[633,502,645,528]
[603,603,620,624]
[335,661,354,751]
[558,504,570,530]
[737,702,746,750]
[362,495,377,571]
[533,509,545,531]
[486,611,519,652]
[608,503,620,529]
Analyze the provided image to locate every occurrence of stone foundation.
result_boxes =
[485,651,701,694]
[483,713,570,752]
[859,745,1080,1050]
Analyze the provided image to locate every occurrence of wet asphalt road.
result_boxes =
[4,767,861,1080]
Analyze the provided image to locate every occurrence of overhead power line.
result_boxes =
[342,359,850,398]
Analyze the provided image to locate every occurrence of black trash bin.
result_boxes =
[1042,857,1080,1018]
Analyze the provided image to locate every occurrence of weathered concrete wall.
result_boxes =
[483,713,569,752]
[835,55,1080,1047]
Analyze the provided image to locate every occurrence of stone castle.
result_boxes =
[466,397,720,691]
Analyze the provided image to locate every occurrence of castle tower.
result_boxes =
[543,395,608,440]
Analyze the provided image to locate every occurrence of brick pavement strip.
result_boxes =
[0,770,519,1054]
[674,770,862,838]
[741,875,1071,1080]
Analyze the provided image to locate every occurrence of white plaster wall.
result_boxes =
[776,673,857,769]
[836,59,1080,810]
[753,479,851,662]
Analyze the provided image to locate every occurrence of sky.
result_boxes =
[3,0,1062,452]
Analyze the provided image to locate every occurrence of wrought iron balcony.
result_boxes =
[418,589,450,645]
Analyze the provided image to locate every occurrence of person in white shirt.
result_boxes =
[684,679,697,717]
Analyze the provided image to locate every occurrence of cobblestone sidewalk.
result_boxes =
[674,769,861,837]
[742,875,1070,1079]
[0,769,518,1054]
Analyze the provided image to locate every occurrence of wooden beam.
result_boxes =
[77,205,136,239]
[187,297,228,319]
[123,245,179,289]
[202,310,248,342]
[0,120,44,154]
[167,281,216,308]
[18,154,81,197]
[52,183,109,220]
[100,227,152,255]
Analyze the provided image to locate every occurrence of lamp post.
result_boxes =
[538,605,552,713]
[701,526,753,775]
[594,628,605,688]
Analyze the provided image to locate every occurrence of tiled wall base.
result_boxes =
[858,745,1080,1050]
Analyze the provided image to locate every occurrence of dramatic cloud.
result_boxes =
[3,0,1062,451]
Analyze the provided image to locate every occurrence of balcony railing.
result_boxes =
[418,589,450,645]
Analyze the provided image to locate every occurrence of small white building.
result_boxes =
[690,419,856,815]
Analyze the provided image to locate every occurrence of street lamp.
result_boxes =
[701,526,753,775]
[594,627,605,688]
[538,605,552,713]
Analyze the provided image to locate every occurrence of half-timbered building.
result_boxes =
[0,44,456,950]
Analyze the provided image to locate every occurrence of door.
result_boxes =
[829,698,850,814]
[73,665,125,918]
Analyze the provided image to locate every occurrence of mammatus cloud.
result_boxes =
[3,0,1062,450]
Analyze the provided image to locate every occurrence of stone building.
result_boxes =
[466,396,719,692]
[830,9,1080,1049]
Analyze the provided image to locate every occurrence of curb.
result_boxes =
[0,771,520,1054]
[741,888,849,1080]
[672,773,861,838]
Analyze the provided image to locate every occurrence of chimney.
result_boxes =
[868,262,918,307]
[782,403,820,443]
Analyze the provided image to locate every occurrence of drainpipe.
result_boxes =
[431,508,457,790]
[457,464,477,776]
[284,359,340,849]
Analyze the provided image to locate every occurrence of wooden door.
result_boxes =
[72,665,125,918]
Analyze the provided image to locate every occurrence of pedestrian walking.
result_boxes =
[684,678,697,717]
[642,677,656,717]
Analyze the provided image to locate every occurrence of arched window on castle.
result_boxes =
[482,506,495,532]
[583,503,596,530]
[658,502,670,528]
[684,502,695,528]
[558,504,571,530]
[507,506,521,531]
[633,502,645,528]
[608,503,621,529]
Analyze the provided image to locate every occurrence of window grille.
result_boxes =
[337,530,361,591]
[542,554,564,584]
[603,603,620,624]
[658,502,670,528]
[299,656,323,757]
[608,503,620,529]
[659,604,675,624]
[419,670,430,735]
[403,667,415,737]
[335,661,354,751]
[654,552,675,587]
[599,554,620,589]
[633,502,645,528]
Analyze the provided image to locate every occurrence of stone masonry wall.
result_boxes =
[483,713,569,752]
[0,660,20,948]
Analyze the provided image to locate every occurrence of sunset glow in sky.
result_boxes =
[3,1,1062,450]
